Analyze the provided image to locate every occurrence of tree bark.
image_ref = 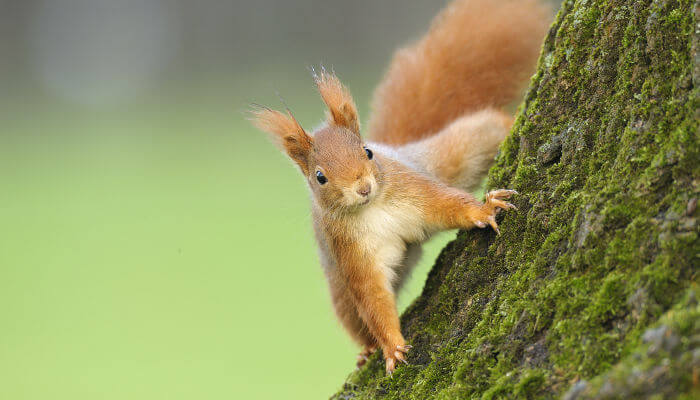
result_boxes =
[332,0,699,398]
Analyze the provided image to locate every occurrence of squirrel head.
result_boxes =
[251,72,381,213]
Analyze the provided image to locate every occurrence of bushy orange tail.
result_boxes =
[368,0,550,145]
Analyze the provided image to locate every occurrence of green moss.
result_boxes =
[332,0,698,398]
[514,369,547,399]
[568,288,700,399]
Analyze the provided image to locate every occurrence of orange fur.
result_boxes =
[397,109,513,192]
[250,0,550,374]
[369,0,550,145]
[327,228,407,369]
[250,106,313,174]
[315,72,361,134]
[254,99,517,372]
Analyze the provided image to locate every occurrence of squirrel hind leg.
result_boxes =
[400,109,512,192]
[356,345,377,368]
[391,243,424,294]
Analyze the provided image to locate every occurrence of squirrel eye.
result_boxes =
[316,170,327,185]
[364,147,373,160]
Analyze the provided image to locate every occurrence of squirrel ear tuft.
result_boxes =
[314,71,360,135]
[249,105,313,174]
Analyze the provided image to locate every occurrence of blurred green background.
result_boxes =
[0,1,465,398]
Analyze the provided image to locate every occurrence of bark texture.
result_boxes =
[332,0,699,398]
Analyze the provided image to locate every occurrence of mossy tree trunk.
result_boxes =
[332,0,699,398]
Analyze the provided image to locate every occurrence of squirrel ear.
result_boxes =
[314,71,360,135]
[250,106,313,174]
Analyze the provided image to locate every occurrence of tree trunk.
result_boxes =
[332,0,699,398]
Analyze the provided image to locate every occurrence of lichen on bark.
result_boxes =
[332,0,699,398]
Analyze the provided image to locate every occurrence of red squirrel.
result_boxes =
[251,0,550,374]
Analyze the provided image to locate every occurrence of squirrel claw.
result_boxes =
[385,344,412,374]
[356,346,376,368]
[478,189,519,234]
[385,357,396,375]
[488,216,500,235]
[486,189,517,200]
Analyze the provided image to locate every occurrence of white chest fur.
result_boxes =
[347,200,427,288]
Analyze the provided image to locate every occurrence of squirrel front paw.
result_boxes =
[356,346,377,368]
[383,343,412,375]
[473,189,518,234]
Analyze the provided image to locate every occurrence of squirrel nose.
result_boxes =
[357,183,371,197]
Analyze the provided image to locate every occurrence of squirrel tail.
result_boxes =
[395,108,513,193]
[368,0,550,145]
